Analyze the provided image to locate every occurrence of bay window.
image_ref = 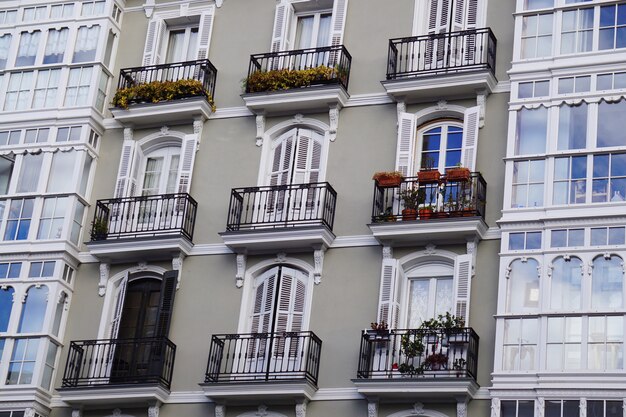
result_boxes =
[597,101,626,148]
[50,4,74,19]
[587,400,623,417]
[506,259,540,314]
[591,256,623,309]
[4,199,34,241]
[592,153,626,202]
[560,7,593,54]
[512,159,545,208]
[24,128,49,144]
[501,400,535,417]
[591,227,626,245]
[550,228,584,247]
[22,7,46,23]
[6,338,40,384]
[521,13,553,58]
[0,263,21,279]
[546,316,582,370]
[65,66,92,106]
[0,10,17,25]
[588,315,623,370]
[545,400,580,417]
[5,72,33,111]
[32,69,61,109]
[503,318,538,371]
[37,197,68,240]
[81,1,106,17]
[47,151,77,193]
[599,3,626,50]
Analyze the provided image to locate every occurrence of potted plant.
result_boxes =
[91,217,109,241]
[452,358,467,377]
[399,187,425,221]
[374,206,396,223]
[446,163,471,182]
[424,352,449,371]
[417,156,441,184]
[372,171,404,188]
[398,332,426,377]
[366,321,390,341]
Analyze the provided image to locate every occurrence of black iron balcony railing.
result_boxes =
[117,59,217,105]
[371,172,486,223]
[387,28,496,79]
[356,328,479,380]
[245,45,352,93]
[204,331,322,385]
[226,182,337,231]
[91,193,197,241]
[61,337,176,389]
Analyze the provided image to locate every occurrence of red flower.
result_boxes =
[392,363,399,370]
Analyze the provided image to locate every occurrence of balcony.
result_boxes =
[353,328,479,401]
[368,173,488,246]
[241,45,352,115]
[85,193,197,262]
[57,337,176,407]
[220,183,337,254]
[381,28,497,103]
[110,59,217,127]
[200,331,322,403]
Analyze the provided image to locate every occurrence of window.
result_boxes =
[50,3,74,19]
[0,157,14,195]
[140,148,180,196]
[73,26,100,62]
[597,72,626,90]
[557,75,591,94]
[418,123,463,171]
[0,287,14,332]
[599,3,626,50]
[16,154,43,193]
[165,27,199,63]
[81,1,106,16]
[41,341,57,389]
[62,264,74,284]
[15,31,40,67]
[23,6,47,22]
[112,4,122,22]
[0,34,11,69]
[47,151,77,193]
[597,101,626,148]
[591,227,626,246]
[96,71,109,111]
[65,67,92,106]
[79,156,92,196]
[43,28,68,64]
[18,286,48,333]
[515,108,548,155]
[70,203,85,245]
[24,128,49,144]
[503,318,538,370]
[553,156,587,204]
[587,400,622,417]
[546,316,582,369]
[592,256,623,309]
[5,72,33,111]
[524,0,553,10]
[550,228,584,247]
[592,153,626,202]
[32,69,61,109]
[407,276,454,328]
[0,10,18,24]
[294,12,332,49]
[521,13,553,58]
[545,400,580,417]
[501,400,535,417]
[4,199,34,241]
[518,80,550,98]
[509,231,542,250]
[557,103,587,150]
[0,263,21,279]
[56,126,82,143]
[88,129,99,148]
[6,337,40,384]
[588,315,623,369]
[506,259,540,313]
[560,7,593,54]
[28,261,55,279]
[512,160,545,208]
[550,257,583,310]
[0,131,20,146]
[37,197,68,240]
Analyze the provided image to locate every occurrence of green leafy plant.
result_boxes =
[245,65,338,93]
[424,352,449,370]
[418,312,465,330]
[399,187,426,210]
[91,217,109,241]
[113,79,216,111]
[401,334,425,358]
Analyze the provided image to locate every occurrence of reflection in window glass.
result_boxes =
[521,14,553,58]
[598,101,626,148]
[588,400,622,417]
[588,316,623,370]
[503,318,538,371]
[516,108,547,155]
[558,104,587,150]
[553,156,587,204]
[16,31,40,67]
[509,233,525,250]
[0,262,21,279]
[7,337,40,385]
[551,257,582,310]
[512,160,545,208]
[592,153,626,202]
[17,154,43,193]
[0,156,13,195]
[599,4,626,50]
[47,151,76,193]
[41,341,57,389]
[28,261,55,278]
[546,400,580,417]
[4,199,34,241]
[0,34,11,70]
[44,28,68,64]
[37,197,68,240]
[592,256,623,309]
[18,286,48,333]
[527,232,542,249]
[561,8,593,54]
[501,400,535,417]
[546,316,582,370]
[0,287,14,332]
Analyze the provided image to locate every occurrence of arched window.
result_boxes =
[405,262,454,328]
[506,259,540,313]
[266,127,324,187]
[550,257,583,310]
[416,121,463,172]
[0,286,14,332]
[18,285,48,333]
[592,255,623,309]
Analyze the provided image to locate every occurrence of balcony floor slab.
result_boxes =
[352,378,479,402]
[242,85,349,116]
[200,380,317,405]
[110,97,213,128]
[220,225,335,254]
[369,217,488,246]
[85,235,193,263]
[56,384,169,408]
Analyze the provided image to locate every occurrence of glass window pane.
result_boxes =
[609,227,625,245]
[591,228,608,245]
[18,286,48,333]
[551,230,567,247]
[0,287,13,332]
[516,108,548,155]
[527,232,542,249]
[568,229,584,246]
[598,101,626,147]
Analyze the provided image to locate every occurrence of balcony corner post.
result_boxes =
[98,263,110,296]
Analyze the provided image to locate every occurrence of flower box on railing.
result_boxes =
[446,167,471,182]
[417,170,441,184]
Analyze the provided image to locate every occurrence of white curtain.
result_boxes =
[16,31,40,66]
[0,34,11,69]
[73,25,100,62]
[44,28,68,64]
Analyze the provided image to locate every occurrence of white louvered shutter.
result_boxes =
[175,134,198,195]
[270,2,294,53]
[329,0,348,47]
[274,267,306,357]
[461,106,480,171]
[196,9,215,61]
[142,18,165,67]
[292,129,322,185]
[395,113,417,178]
[463,0,479,62]
[108,277,128,340]
[114,140,136,198]
[249,269,276,359]
[377,258,400,329]
[453,254,473,325]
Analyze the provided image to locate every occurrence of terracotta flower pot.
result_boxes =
[376,176,403,188]
[417,170,441,184]
[446,167,471,182]
[402,208,418,221]
[418,208,433,220]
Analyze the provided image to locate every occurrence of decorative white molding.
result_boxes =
[579,398,587,417]
[256,115,265,147]
[172,253,184,289]
[257,405,269,417]
[148,404,160,417]
[215,405,225,417]
[143,0,155,17]
[457,401,467,417]
[24,409,35,417]
[276,252,287,263]
[491,398,500,417]
[193,117,204,141]
[313,249,325,285]
[71,409,82,417]
[99,263,110,296]
[424,243,437,255]
[160,126,170,136]
[236,254,247,288]
[215,0,224,7]
[382,246,393,259]
[436,100,448,110]
[367,401,378,417]
[329,106,339,142]
[477,91,487,128]
[123,127,133,141]
[295,401,307,417]
[537,397,545,417]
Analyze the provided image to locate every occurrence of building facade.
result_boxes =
[1,0,618,417]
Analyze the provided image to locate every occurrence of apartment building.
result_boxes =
[7,0,611,416]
